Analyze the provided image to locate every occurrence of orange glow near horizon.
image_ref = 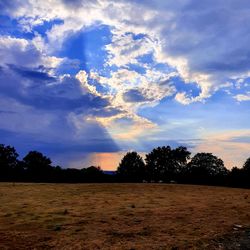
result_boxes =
[88,151,147,171]
[89,152,126,170]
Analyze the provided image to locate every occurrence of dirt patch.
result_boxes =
[205,227,250,250]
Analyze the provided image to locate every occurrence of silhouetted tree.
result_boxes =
[187,153,228,184]
[0,144,19,168]
[117,152,145,182]
[0,144,20,181]
[241,158,250,187]
[22,151,53,181]
[229,166,244,187]
[172,146,191,172]
[48,165,64,182]
[61,168,82,183]
[5,142,250,187]
[243,158,250,172]
[81,166,104,182]
[145,146,191,182]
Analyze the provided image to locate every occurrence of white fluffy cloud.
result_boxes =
[234,92,250,102]
[5,0,250,105]
[86,67,176,138]
[3,0,250,141]
[0,36,62,69]
[105,32,154,67]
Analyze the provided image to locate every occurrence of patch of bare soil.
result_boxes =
[206,226,250,250]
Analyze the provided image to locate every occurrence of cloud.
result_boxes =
[123,89,148,103]
[0,36,62,69]
[61,0,99,9]
[135,0,250,102]
[0,37,121,167]
[86,68,176,140]
[76,70,101,96]
[105,32,154,67]
[0,70,120,167]
[9,64,56,82]
[0,36,40,66]
[0,0,29,16]
[49,0,250,105]
[234,92,250,102]
[2,0,250,167]
[6,0,247,106]
[175,92,192,105]
[0,65,115,113]
[194,130,250,168]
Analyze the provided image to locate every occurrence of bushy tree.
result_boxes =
[145,146,191,182]
[23,151,53,181]
[0,144,19,180]
[117,152,145,182]
[229,166,244,187]
[172,146,191,171]
[187,153,228,184]
[243,157,250,172]
[240,158,250,187]
[0,144,19,168]
[81,166,104,182]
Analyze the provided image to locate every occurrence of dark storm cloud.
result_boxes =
[118,0,250,78]
[0,65,111,111]
[0,40,42,67]
[20,93,110,111]
[8,64,56,82]
[0,121,119,166]
[123,89,149,103]
[0,61,120,166]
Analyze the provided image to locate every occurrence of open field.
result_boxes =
[1,183,250,249]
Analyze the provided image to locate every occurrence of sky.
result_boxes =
[0,0,250,170]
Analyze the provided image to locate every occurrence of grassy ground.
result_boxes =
[0,183,250,249]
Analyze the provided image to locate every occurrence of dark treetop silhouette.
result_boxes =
[145,146,191,182]
[117,151,145,182]
[0,143,249,187]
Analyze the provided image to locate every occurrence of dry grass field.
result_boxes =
[1,183,250,249]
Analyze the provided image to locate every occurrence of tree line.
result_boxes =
[1,143,250,187]
[0,144,107,183]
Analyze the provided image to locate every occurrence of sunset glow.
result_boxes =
[1,0,250,169]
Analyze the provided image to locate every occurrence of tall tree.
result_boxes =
[0,144,19,180]
[145,146,191,182]
[187,153,228,184]
[23,151,52,181]
[241,157,250,187]
[229,166,244,187]
[243,157,250,172]
[0,144,19,168]
[117,152,145,182]
[172,146,191,171]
